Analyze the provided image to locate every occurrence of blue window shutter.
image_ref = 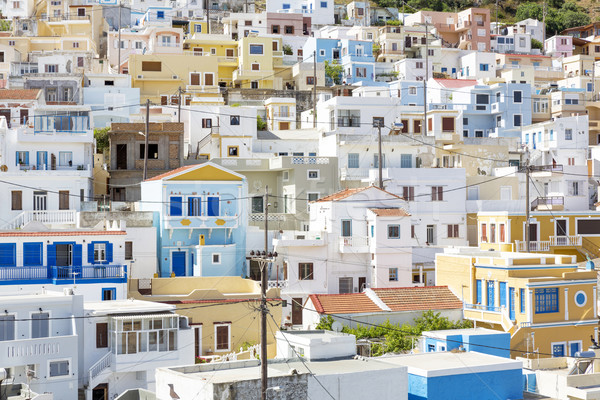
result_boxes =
[170,196,183,216]
[15,152,18,166]
[25,152,29,165]
[73,244,82,266]
[47,244,56,266]
[207,197,219,216]
[0,243,16,266]
[23,243,43,266]
[106,243,113,263]
[88,243,94,264]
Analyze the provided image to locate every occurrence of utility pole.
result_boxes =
[495,0,499,35]
[117,1,122,73]
[593,60,596,101]
[261,186,269,400]
[313,50,317,129]
[206,0,210,34]
[178,87,182,123]
[143,99,150,180]
[542,1,547,54]
[525,151,530,252]
[423,21,428,137]
[377,120,383,189]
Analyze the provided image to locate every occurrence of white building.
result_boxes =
[266,0,334,26]
[522,115,591,211]
[265,97,297,130]
[507,18,545,43]
[2,0,35,20]
[458,51,497,80]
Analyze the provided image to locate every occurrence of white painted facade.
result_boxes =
[266,0,334,26]
[458,51,497,80]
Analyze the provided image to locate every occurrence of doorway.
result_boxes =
[172,251,186,276]
[116,144,127,169]
[528,223,538,242]
[33,191,47,211]
[56,244,73,267]
[291,298,303,325]
[358,277,366,292]
[555,219,568,245]
[426,225,435,244]
[92,383,108,400]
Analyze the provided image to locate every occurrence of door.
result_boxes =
[190,73,200,86]
[116,144,127,169]
[358,277,366,292]
[499,282,507,308]
[476,280,482,304]
[92,383,108,400]
[207,196,219,216]
[55,244,73,267]
[36,151,47,169]
[291,297,303,325]
[509,287,515,320]
[570,341,581,356]
[20,109,28,125]
[341,220,351,237]
[487,280,495,310]
[33,191,47,211]
[556,219,567,245]
[0,109,10,127]
[172,251,186,276]
[529,223,538,242]
[426,225,435,244]
[552,343,565,357]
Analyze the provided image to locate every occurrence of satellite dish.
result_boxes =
[331,321,343,332]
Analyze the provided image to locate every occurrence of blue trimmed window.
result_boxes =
[23,242,43,266]
[170,196,183,216]
[0,244,16,266]
[88,241,113,264]
[535,288,558,313]
[102,288,116,301]
[520,288,525,313]
[476,280,482,304]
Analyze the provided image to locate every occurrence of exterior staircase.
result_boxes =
[85,352,112,396]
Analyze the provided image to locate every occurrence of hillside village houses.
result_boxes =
[4,0,600,398]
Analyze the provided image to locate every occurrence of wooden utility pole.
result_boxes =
[260,186,268,400]
[313,50,317,128]
[525,151,530,252]
[117,2,122,73]
[178,87,182,123]
[377,120,383,189]
[423,21,428,137]
[143,99,149,180]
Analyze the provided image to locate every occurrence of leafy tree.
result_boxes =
[0,20,11,31]
[324,60,343,86]
[257,115,267,131]
[94,127,110,154]
[531,38,543,50]
[282,44,293,56]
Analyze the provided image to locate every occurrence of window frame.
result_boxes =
[0,314,16,342]
[48,359,70,378]
[299,262,314,280]
[214,324,231,352]
[212,253,221,265]
[535,287,559,314]
[388,268,398,281]
[249,44,264,55]
[307,170,319,180]
[387,224,400,239]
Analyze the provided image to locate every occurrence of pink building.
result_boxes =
[266,12,311,36]
[404,7,490,52]
[545,35,574,58]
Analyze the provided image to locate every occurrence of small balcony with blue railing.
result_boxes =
[341,53,376,64]
[164,198,240,230]
[0,264,127,285]
[17,115,93,142]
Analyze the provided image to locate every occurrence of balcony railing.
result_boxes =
[33,115,90,133]
[339,235,369,249]
[530,164,563,173]
[464,303,501,313]
[516,241,550,252]
[531,196,564,211]
[550,235,582,246]
[0,265,126,284]
[516,235,582,252]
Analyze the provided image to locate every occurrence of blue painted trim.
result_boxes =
[0,277,126,285]
[526,280,597,287]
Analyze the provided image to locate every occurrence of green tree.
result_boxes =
[257,115,267,131]
[0,19,11,31]
[324,60,343,86]
[282,44,293,56]
[94,127,110,154]
[531,38,543,50]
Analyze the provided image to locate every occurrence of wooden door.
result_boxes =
[291,297,303,325]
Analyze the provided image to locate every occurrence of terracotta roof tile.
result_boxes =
[0,231,126,237]
[0,89,41,100]
[371,286,463,312]
[368,208,411,217]
[145,165,196,181]
[315,186,402,202]
[308,293,382,314]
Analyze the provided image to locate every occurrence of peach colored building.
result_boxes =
[267,12,311,36]
[405,7,490,52]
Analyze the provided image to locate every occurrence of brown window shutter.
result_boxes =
[11,191,22,210]
[96,323,108,348]
[442,117,455,132]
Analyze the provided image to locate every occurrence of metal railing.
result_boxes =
[51,265,126,280]
[464,303,501,312]
[531,196,564,210]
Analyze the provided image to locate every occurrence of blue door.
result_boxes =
[552,343,565,357]
[170,197,183,216]
[487,280,495,310]
[570,342,581,356]
[172,251,186,276]
[499,282,507,308]
[476,280,482,305]
[37,151,47,169]
[509,287,515,320]
[207,196,219,216]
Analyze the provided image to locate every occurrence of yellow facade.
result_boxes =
[234,35,286,89]
[476,212,600,261]
[129,277,282,359]
[437,251,598,359]
[183,35,238,88]
[129,53,221,104]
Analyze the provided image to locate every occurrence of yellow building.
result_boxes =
[129,277,282,359]
[437,249,598,359]
[183,34,238,88]
[476,212,600,261]
[128,53,221,104]
[233,34,287,89]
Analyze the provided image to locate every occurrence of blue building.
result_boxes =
[303,37,375,85]
[140,163,248,278]
[421,328,511,358]
[0,230,128,301]
[389,80,425,106]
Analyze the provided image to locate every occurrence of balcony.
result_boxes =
[1,334,78,364]
[31,115,90,134]
[531,196,564,211]
[0,265,127,285]
[515,235,582,252]
[267,280,288,288]
[530,164,563,177]
[164,213,239,229]
[274,231,324,247]
[463,303,515,332]
[339,236,370,253]
[1,210,77,230]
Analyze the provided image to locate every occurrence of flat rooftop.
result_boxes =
[422,327,506,338]
[86,299,175,315]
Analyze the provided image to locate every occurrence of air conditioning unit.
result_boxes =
[137,75,143,79]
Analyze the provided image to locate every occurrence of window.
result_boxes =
[272,25,280,34]
[0,315,15,341]
[569,181,582,196]
[373,154,385,168]
[513,90,522,103]
[307,170,319,180]
[348,153,359,168]
[476,94,489,104]
[285,25,294,34]
[227,146,239,157]
[215,324,230,351]
[169,196,183,216]
[490,223,496,243]
[411,225,416,238]
[59,152,73,166]
[400,154,412,168]
[535,288,559,313]
[447,224,459,238]
[319,49,326,57]
[481,223,487,242]
[249,44,263,55]
[49,360,69,377]
[8,41,15,46]
[124,241,133,260]
[72,42,79,48]
[135,41,143,49]
[94,243,106,262]
[389,268,398,281]
[251,81,259,89]
[201,118,212,129]
[212,253,221,264]
[251,196,264,214]
[32,313,49,339]
[388,225,400,239]
[45,64,58,73]
[102,288,115,301]
[402,186,414,201]
[520,288,525,313]
[415,61,424,69]
[11,191,22,210]
[139,143,159,160]
[337,110,360,127]
[409,86,417,95]
[306,76,315,85]
[96,323,108,348]
[479,63,488,71]
[156,10,164,19]
[141,61,161,72]
[320,1,327,7]
[442,117,455,132]
[565,129,573,140]
[513,114,522,127]
[251,63,260,71]
[431,186,443,201]
[307,192,319,205]
[341,220,351,237]
[114,315,178,354]
[299,263,313,280]
[230,115,240,125]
